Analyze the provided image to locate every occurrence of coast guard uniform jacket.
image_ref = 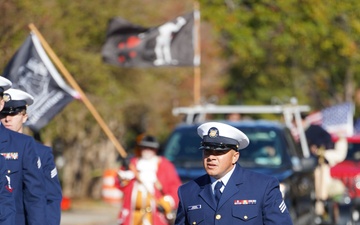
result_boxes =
[36,143,62,225]
[175,164,293,225]
[0,125,46,225]
[0,156,15,225]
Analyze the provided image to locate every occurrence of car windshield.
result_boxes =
[163,129,202,163]
[238,128,283,167]
[163,124,286,168]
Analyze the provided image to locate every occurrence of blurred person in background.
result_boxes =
[294,113,347,221]
[226,113,242,121]
[0,88,62,225]
[116,135,181,225]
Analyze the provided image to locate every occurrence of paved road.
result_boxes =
[61,199,314,225]
[60,199,119,225]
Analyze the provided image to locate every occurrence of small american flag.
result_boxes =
[306,102,354,137]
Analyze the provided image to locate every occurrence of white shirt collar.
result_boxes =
[211,164,236,193]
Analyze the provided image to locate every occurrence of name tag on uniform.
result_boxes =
[1,152,18,160]
[234,199,257,205]
[188,205,201,211]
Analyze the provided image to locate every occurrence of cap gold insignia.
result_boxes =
[208,127,218,138]
[3,93,11,102]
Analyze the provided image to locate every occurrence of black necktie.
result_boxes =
[214,181,223,204]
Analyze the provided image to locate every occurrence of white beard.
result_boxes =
[137,156,159,193]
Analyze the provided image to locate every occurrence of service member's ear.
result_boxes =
[232,151,239,164]
[22,113,28,124]
[0,97,4,112]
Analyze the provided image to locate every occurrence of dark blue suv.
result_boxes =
[161,120,317,224]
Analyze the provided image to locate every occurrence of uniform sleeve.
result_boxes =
[0,156,16,225]
[42,146,62,225]
[262,177,293,225]
[23,138,47,225]
[174,186,186,225]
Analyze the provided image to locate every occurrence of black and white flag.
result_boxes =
[2,33,80,131]
[101,11,200,67]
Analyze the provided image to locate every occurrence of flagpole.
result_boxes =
[193,1,201,105]
[28,23,128,159]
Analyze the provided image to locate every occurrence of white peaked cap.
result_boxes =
[4,88,34,106]
[197,122,250,151]
[0,77,12,92]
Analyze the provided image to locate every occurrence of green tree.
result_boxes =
[200,0,360,109]
[0,0,206,199]
[2,0,359,200]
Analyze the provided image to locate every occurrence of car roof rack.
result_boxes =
[172,98,311,158]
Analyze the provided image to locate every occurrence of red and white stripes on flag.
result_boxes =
[305,102,354,137]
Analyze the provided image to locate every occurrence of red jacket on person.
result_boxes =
[115,156,181,225]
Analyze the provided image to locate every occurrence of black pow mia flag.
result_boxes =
[2,33,79,132]
[101,11,199,67]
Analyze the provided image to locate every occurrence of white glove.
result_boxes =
[324,137,348,167]
[118,170,135,180]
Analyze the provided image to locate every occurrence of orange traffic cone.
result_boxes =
[61,196,72,211]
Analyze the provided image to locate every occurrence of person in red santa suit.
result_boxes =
[115,135,182,225]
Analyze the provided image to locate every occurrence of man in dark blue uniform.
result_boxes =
[0,76,16,225]
[0,156,16,225]
[0,79,46,224]
[298,113,347,222]
[1,88,62,225]
[175,122,293,225]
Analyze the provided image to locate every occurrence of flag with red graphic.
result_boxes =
[101,11,199,67]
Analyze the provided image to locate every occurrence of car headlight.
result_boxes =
[356,176,360,190]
